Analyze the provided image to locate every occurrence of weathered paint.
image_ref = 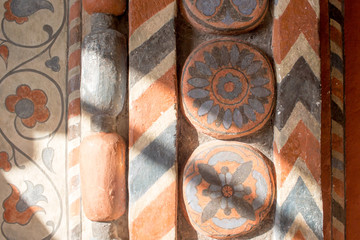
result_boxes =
[181,38,275,139]
[182,141,275,239]
[272,0,323,239]
[128,1,178,239]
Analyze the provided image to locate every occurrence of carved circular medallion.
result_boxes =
[182,141,275,239]
[181,38,275,139]
[180,0,269,34]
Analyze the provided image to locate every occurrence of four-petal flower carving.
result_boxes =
[198,162,255,223]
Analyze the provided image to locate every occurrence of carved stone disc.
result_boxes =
[181,38,275,139]
[180,0,269,34]
[182,141,275,239]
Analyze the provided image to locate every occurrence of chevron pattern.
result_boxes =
[273,0,323,239]
[128,1,177,239]
[329,0,345,238]
[67,0,82,239]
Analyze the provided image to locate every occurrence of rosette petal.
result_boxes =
[196,0,221,16]
[232,0,257,16]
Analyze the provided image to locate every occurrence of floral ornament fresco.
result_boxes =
[0,0,66,238]
[4,0,53,24]
[200,162,255,222]
[0,0,60,70]
[0,151,11,172]
[5,85,50,128]
[3,181,47,225]
[181,0,269,33]
[182,141,276,238]
[181,38,275,139]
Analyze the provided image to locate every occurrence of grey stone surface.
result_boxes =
[92,221,119,240]
[81,17,127,117]
[91,13,118,32]
[91,114,116,133]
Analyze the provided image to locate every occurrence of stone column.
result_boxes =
[80,1,127,239]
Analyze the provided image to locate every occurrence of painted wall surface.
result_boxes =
[0,0,69,239]
[0,0,347,239]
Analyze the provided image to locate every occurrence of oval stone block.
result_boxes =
[81,29,127,117]
[180,0,268,34]
[182,141,275,239]
[181,38,275,139]
[83,0,126,16]
[80,132,126,221]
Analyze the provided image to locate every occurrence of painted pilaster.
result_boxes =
[128,1,178,239]
[329,0,345,238]
[67,0,82,238]
[273,0,323,239]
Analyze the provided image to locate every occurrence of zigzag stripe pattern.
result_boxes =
[274,34,320,82]
[329,0,345,238]
[273,0,319,65]
[273,0,323,239]
[128,1,177,239]
[66,0,82,239]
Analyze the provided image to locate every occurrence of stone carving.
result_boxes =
[182,141,275,239]
[80,0,127,238]
[180,0,269,33]
[81,14,127,121]
[181,38,275,139]
[80,12,127,227]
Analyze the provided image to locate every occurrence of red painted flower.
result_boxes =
[5,85,50,128]
[0,152,11,172]
[3,0,28,24]
[3,183,45,225]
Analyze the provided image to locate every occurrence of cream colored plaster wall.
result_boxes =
[0,0,69,239]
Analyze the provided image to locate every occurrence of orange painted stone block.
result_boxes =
[80,132,126,222]
[180,0,268,34]
[83,0,126,16]
[182,141,275,239]
[181,38,275,139]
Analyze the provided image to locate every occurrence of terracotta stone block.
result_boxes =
[181,38,275,139]
[182,141,275,239]
[80,132,126,222]
[180,0,268,34]
[83,0,126,16]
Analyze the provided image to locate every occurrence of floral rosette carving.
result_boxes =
[181,38,275,139]
[181,0,268,33]
[182,141,275,239]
